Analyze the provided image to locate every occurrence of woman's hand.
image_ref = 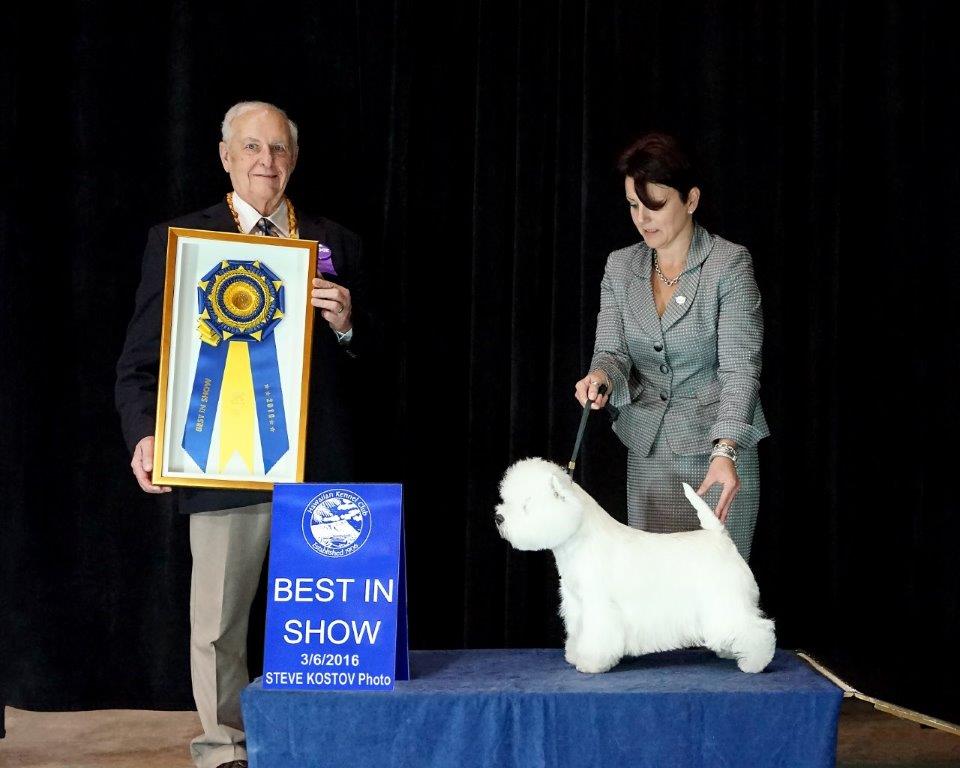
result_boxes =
[697,457,740,523]
[574,370,612,409]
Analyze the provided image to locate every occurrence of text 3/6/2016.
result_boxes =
[300,652,360,667]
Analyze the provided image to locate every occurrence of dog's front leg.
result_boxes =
[576,595,624,674]
[572,604,624,674]
[559,583,583,667]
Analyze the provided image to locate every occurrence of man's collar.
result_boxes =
[231,192,290,237]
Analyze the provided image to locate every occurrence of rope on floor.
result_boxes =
[797,650,960,737]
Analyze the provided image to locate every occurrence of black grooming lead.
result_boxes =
[566,384,607,476]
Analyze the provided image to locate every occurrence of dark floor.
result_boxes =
[835,697,960,768]
[0,696,958,767]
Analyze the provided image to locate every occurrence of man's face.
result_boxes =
[219,108,297,214]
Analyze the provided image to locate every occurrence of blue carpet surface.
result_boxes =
[243,648,842,768]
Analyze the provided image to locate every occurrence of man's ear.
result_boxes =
[219,141,231,172]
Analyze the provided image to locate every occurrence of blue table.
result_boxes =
[242,648,842,768]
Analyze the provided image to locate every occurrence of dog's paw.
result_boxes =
[736,652,774,674]
[575,655,618,674]
[564,649,580,667]
[736,657,767,673]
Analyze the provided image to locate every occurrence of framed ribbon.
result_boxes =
[152,228,318,490]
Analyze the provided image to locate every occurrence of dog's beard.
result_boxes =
[496,497,583,551]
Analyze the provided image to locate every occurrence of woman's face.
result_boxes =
[625,177,698,253]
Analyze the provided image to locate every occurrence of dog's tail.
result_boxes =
[682,482,724,532]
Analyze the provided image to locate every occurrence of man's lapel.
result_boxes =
[200,199,343,278]
[200,200,237,233]
[297,214,342,277]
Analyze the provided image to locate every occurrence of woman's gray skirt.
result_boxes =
[627,437,759,561]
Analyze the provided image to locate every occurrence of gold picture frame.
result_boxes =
[153,227,317,490]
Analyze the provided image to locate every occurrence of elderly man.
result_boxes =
[115,101,367,768]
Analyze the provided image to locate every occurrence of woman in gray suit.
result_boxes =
[575,133,769,561]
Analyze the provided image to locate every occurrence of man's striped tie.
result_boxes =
[256,217,277,236]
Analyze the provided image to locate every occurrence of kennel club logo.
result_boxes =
[301,489,372,557]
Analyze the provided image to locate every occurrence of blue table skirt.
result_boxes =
[242,649,842,768]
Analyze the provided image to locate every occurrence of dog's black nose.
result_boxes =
[495,514,504,525]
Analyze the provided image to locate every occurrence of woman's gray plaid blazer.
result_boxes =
[590,224,769,560]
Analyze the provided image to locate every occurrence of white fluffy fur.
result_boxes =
[495,457,775,674]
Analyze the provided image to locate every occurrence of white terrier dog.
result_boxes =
[495,458,775,674]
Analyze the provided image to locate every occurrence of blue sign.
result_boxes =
[263,483,408,690]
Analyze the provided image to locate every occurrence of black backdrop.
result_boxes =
[2,0,959,724]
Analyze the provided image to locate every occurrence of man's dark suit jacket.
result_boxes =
[115,200,367,514]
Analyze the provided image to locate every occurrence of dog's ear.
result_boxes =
[549,472,570,502]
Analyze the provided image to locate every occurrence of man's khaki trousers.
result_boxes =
[188,503,271,768]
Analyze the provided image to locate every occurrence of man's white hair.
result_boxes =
[221,101,299,154]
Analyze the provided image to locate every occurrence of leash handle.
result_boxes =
[566,383,607,476]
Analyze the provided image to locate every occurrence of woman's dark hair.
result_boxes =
[617,132,699,210]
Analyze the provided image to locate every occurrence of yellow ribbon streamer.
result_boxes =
[218,341,256,472]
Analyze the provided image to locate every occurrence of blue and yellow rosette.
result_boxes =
[182,260,289,474]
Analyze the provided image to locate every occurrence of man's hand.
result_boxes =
[696,457,740,523]
[574,370,612,409]
[131,436,171,494]
[311,278,352,333]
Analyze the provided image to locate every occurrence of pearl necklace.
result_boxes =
[226,192,299,239]
[652,250,683,286]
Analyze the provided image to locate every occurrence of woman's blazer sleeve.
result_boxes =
[709,248,767,447]
[590,253,636,411]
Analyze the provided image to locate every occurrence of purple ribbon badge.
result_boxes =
[317,244,337,277]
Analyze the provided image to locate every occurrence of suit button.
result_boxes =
[654,343,663,352]
[660,392,668,402]
[659,364,669,374]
